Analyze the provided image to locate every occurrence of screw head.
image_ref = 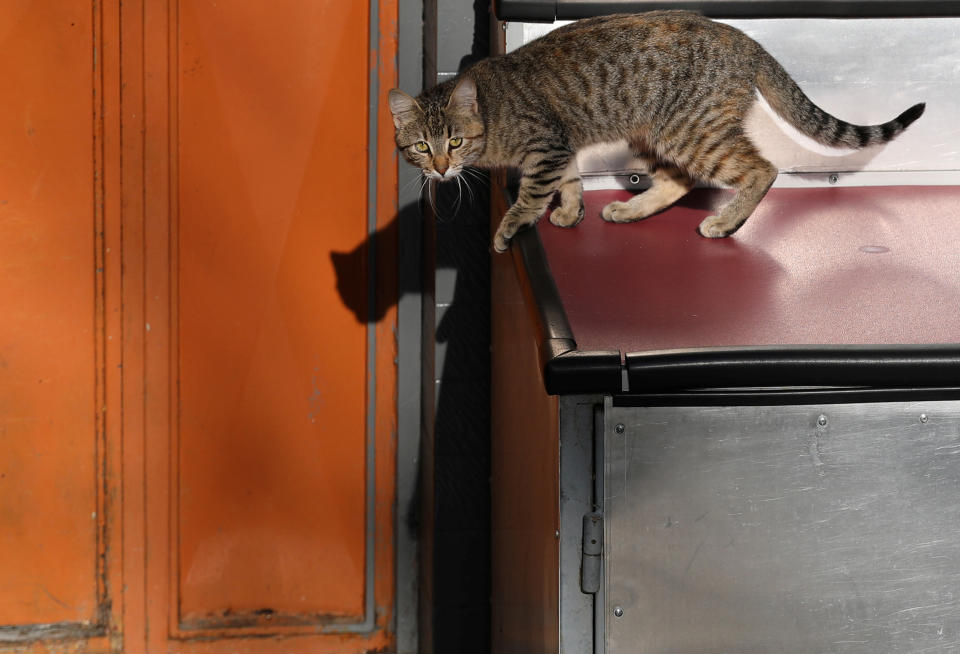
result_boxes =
[614,423,625,434]
[613,606,624,618]
[920,413,929,424]
[828,174,839,184]
[817,414,828,427]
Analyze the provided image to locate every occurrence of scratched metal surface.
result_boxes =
[604,399,960,653]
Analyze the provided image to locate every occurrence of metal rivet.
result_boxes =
[628,174,642,185]
[614,423,625,434]
[613,606,624,618]
[828,174,839,184]
[920,414,929,424]
[817,414,828,427]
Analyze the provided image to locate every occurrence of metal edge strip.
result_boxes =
[321,0,381,634]
[494,0,557,21]
[311,0,382,636]
[363,0,379,633]
[613,386,960,407]
[627,344,960,394]
[494,0,960,20]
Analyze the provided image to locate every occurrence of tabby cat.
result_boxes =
[389,11,924,252]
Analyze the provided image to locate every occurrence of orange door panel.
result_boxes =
[0,2,115,648]
[1,0,397,652]
[177,0,370,625]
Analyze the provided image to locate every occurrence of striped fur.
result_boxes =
[389,11,925,250]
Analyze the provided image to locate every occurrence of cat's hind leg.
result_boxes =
[693,141,777,238]
[601,163,694,223]
[549,159,584,228]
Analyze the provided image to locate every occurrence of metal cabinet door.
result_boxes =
[604,399,960,653]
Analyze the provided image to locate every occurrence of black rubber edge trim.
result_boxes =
[511,225,575,343]
[494,0,557,21]
[494,0,960,20]
[510,225,624,395]
[545,349,625,394]
[614,386,960,407]
[627,345,960,393]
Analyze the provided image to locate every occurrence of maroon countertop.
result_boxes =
[537,187,960,354]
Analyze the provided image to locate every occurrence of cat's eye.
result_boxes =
[449,136,463,148]
[414,141,430,153]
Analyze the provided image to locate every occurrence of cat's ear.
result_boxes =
[446,77,479,115]
[388,89,422,129]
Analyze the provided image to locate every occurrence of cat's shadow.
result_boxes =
[329,202,420,324]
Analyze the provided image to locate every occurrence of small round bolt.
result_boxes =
[614,423,625,434]
[817,414,828,427]
[828,174,839,185]
[920,413,929,424]
[613,606,624,618]
[629,174,642,186]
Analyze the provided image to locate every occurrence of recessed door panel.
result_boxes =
[0,0,101,630]
[177,0,371,628]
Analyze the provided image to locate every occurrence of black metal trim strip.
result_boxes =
[613,386,960,407]
[494,0,960,21]
[511,225,575,345]
[627,345,960,393]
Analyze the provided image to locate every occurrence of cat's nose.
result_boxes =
[434,157,449,175]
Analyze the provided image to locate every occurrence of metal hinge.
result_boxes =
[580,512,603,594]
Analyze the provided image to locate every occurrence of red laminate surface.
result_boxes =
[537,187,960,353]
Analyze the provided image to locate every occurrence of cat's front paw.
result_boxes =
[601,201,640,223]
[492,232,511,253]
[697,215,733,238]
[549,202,585,228]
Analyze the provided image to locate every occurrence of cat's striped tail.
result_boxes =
[756,51,925,149]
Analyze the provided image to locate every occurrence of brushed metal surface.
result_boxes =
[605,399,960,652]
[560,397,602,653]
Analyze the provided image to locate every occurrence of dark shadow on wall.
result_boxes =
[424,5,493,649]
[330,179,492,654]
[427,179,492,654]
[332,2,493,652]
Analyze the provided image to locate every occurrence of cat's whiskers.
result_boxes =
[400,170,427,197]
[418,175,430,207]
[421,177,440,217]
[454,176,464,214]
[461,167,489,192]
[457,170,478,205]
[465,167,490,207]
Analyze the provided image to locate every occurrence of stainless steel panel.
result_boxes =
[605,399,960,652]
[560,396,601,653]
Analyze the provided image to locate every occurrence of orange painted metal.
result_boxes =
[2,0,398,651]
[0,2,119,650]
[0,0,99,627]
[175,0,372,624]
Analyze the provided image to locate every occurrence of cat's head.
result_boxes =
[388,77,485,182]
